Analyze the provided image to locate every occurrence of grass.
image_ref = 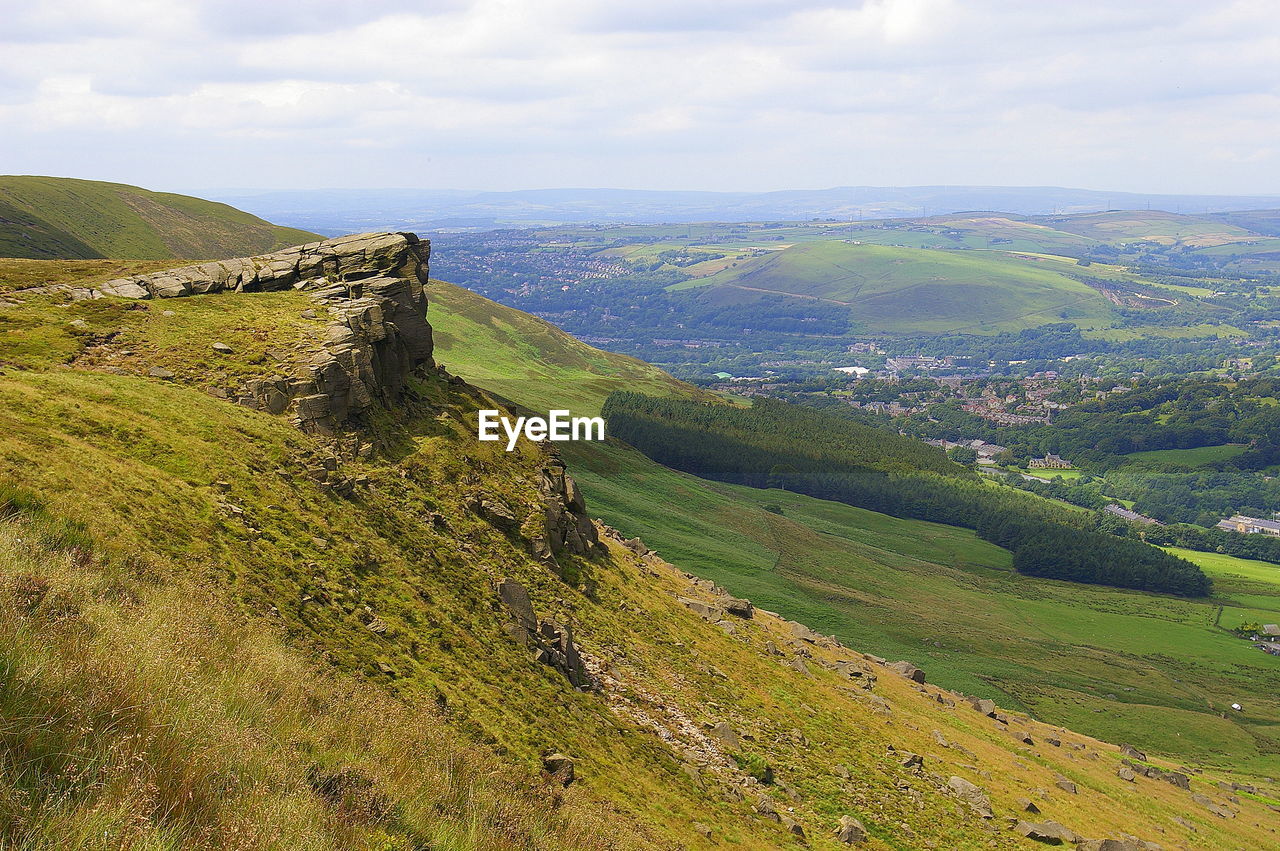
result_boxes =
[1023,468,1083,481]
[426,278,709,415]
[1123,444,1248,468]
[669,241,1120,335]
[0,176,320,260]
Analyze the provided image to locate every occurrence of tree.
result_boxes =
[948,445,979,465]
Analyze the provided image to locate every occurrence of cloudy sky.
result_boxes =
[2,0,1278,195]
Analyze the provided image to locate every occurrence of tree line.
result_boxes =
[603,392,1211,597]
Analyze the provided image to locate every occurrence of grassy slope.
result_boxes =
[670,241,1118,334]
[0,176,320,260]
[426,278,709,415]
[424,278,1280,779]
[1,264,1276,847]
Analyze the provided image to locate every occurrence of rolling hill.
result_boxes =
[670,241,1120,335]
[0,175,320,260]
[426,278,707,415]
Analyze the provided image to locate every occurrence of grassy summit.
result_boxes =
[0,176,320,260]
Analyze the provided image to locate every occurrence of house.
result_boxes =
[1263,624,1280,638]
[1029,453,1071,469]
[1215,515,1280,536]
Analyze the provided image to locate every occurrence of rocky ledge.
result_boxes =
[98,233,434,433]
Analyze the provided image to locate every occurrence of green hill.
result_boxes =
[0,242,1277,848]
[671,241,1119,334]
[0,176,320,260]
[427,278,707,415]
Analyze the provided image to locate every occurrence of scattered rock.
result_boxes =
[967,696,998,717]
[542,753,575,787]
[780,815,806,840]
[887,661,925,683]
[1120,744,1146,761]
[1117,766,1136,782]
[1013,820,1080,844]
[720,596,754,618]
[1054,777,1078,795]
[212,342,234,354]
[709,721,742,751]
[835,814,868,844]
[947,776,993,818]
[1017,797,1041,814]
[147,366,176,379]
[900,753,923,770]
[1160,771,1190,790]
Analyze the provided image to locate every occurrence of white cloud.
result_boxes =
[0,0,1277,193]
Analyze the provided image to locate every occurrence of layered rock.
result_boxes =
[98,233,433,433]
[536,455,600,561]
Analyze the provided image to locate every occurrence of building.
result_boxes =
[1104,504,1161,526]
[1216,515,1280,536]
[1028,453,1071,469]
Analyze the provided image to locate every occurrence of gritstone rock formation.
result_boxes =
[97,232,433,433]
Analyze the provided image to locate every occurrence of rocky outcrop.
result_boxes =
[100,233,434,433]
[536,455,600,563]
[497,578,592,690]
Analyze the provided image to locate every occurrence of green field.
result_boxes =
[0,175,319,260]
[1124,444,1248,468]
[1023,467,1083,481]
[669,241,1120,334]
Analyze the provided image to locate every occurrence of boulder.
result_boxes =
[835,814,868,844]
[542,753,575,787]
[1014,820,1080,844]
[212,342,234,354]
[709,721,742,751]
[147,366,176,380]
[900,753,923,770]
[780,815,806,840]
[1120,744,1146,761]
[967,696,998,717]
[1160,771,1190,790]
[1017,797,1041,814]
[1117,766,1136,782]
[887,661,925,683]
[496,579,537,635]
[720,596,754,618]
[947,776,993,818]
[1054,777,1078,794]
[679,597,724,620]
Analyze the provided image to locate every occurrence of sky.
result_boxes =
[2,0,1278,195]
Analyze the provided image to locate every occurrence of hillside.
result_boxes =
[427,267,1280,775]
[426,278,707,415]
[0,240,1277,848]
[0,176,320,260]
[671,241,1118,335]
